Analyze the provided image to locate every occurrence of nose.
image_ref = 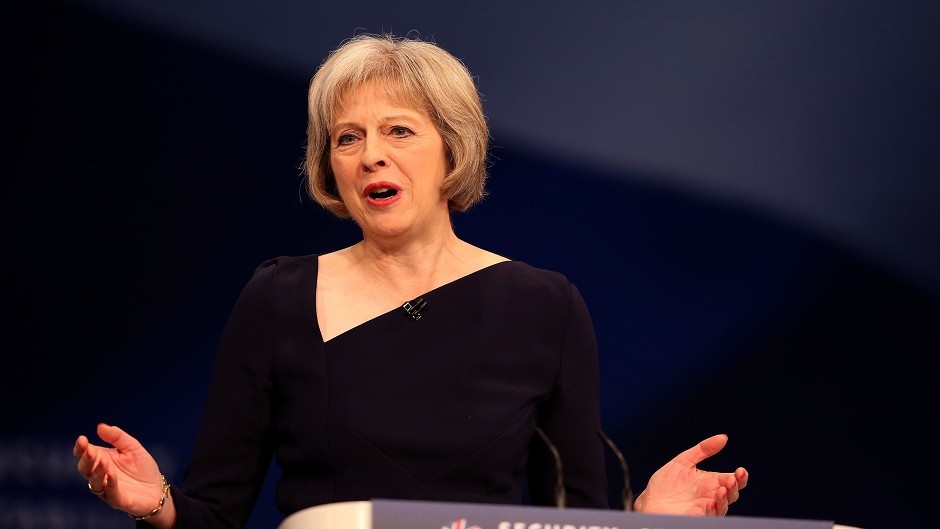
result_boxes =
[360,136,388,171]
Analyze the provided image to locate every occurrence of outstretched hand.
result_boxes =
[73,423,171,522]
[634,434,748,516]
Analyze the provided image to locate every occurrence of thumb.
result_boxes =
[96,423,141,452]
[677,433,728,467]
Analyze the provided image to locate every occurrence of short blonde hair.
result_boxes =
[304,33,489,217]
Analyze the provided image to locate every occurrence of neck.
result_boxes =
[351,226,471,298]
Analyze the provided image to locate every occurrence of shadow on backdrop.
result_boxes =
[6,3,936,528]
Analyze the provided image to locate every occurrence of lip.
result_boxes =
[363,181,403,207]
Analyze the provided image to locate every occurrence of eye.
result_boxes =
[389,125,414,137]
[335,132,359,146]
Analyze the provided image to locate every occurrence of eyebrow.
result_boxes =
[331,113,423,132]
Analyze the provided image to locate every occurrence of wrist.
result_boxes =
[128,474,169,522]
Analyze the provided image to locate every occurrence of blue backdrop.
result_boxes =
[6,2,938,528]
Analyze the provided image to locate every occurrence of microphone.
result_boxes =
[535,427,566,508]
[401,297,427,320]
[597,429,634,511]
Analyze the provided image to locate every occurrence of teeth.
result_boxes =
[369,187,398,199]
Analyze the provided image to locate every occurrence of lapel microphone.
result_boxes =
[402,297,427,320]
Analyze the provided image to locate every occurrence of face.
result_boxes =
[329,82,450,240]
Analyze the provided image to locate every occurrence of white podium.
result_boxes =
[279,499,852,529]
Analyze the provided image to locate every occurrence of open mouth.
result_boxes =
[369,187,398,200]
[364,182,402,203]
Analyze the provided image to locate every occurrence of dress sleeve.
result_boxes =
[158,260,279,529]
[527,283,609,509]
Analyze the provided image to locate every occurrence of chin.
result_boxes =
[361,220,412,239]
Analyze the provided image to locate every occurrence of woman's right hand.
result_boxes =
[73,423,176,526]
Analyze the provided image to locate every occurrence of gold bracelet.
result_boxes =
[128,474,169,521]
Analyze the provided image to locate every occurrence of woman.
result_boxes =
[74,33,747,528]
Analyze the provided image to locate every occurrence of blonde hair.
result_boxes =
[304,33,489,217]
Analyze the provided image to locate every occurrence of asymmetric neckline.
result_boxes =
[318,259,513,343]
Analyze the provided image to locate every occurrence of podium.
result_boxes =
[278,499,852,529]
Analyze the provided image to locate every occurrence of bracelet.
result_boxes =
[128,474,169,521]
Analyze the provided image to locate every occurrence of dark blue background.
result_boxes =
[6,2,938,528]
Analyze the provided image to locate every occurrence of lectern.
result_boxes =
[279,499,851,529]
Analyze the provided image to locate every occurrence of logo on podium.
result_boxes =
[443,519,481,529]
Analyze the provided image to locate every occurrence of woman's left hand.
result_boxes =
[634,433,748,516]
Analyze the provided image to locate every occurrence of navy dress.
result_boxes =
[165,255,608,528]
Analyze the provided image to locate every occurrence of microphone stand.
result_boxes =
[535,427,566,508]
[597,429,634,511]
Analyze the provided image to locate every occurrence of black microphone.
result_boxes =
[597,429,634,511]
[401,297,427,320]
[535,427,566,508]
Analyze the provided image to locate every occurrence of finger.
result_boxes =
[674,433,728,467]
[716,487,729,516]
[72,435,89,458]
[74,436,93,476]
[86,451,108,492]
[705,499,718,516]
[77,443,100,478]
[736,467,749,491]
[88,472,108,494]
[97,423,141,452]
[719,471,741,500]
[724,473,740,504]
